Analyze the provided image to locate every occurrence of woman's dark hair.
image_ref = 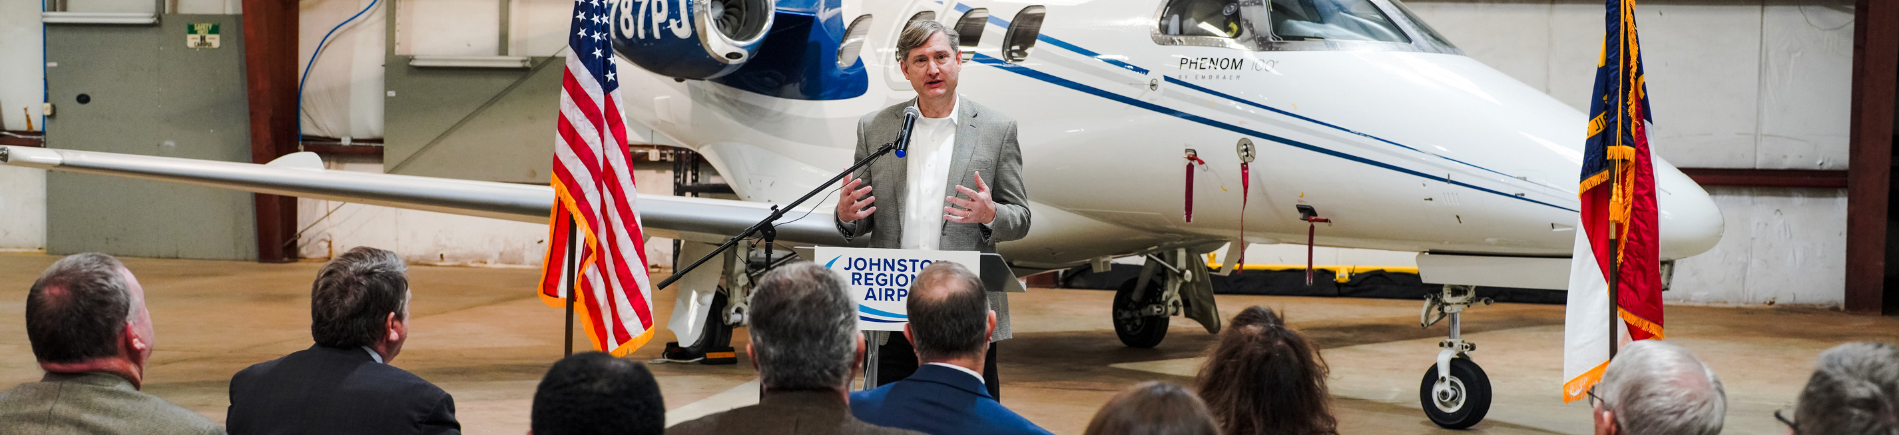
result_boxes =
[1084,381,1219,435]
[1194,306,1336,435]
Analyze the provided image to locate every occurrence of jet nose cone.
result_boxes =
[1653,157,1725,259]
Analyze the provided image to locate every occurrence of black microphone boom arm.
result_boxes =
[656,141,900,290]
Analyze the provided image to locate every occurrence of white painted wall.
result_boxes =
[1406,0,1855,170]
[1,0,46,133]
[1,1,47,252]
[0,167,46,253]
[1670,187,1847,307]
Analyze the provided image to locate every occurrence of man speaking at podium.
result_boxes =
[834,19,1030,400]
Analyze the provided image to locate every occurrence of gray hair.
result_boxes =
[894,19,960,64]
[907,261,988,361]
[1597,340,1727,435]
[1794,342,1899,435]
[311,247,409,348]
[748,262,859,391]
[26,253,138,363]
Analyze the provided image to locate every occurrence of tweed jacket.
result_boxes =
[0,372,225,435]
[836,96,1030,340]
[667,390,925,435]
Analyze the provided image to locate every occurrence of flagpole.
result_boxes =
[564,217,578,357]
[1608,161,1620,359]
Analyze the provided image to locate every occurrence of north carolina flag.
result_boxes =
[1562,0,1664,403]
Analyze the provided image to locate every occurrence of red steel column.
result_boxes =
[241,0,299,263]
[1846,0,1898,314]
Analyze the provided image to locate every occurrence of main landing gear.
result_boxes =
[1418,284,1494,429]
[1111,248,1223,348]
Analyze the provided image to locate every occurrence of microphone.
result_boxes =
[895,106,922,158]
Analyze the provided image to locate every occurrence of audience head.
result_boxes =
[1791,342,1899,435]
[310,247,411,361]
[905,261,992,363]
[747,261,862,393]
[1084,381,1220,435]
[530,352,664,435]
[26,253,155,384]
[1591,340,1726,435]
[1194,306,1335,435]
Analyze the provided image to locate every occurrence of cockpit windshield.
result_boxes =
[1267,0,1408,43]
[1156,0,1446,51]
[1160,0,1242,38]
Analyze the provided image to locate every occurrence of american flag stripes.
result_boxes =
[1561,0,1664,402]
[538,0,657,356]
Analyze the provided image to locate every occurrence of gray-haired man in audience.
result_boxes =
[1785,342,1899,434]
[669,262,923,435]
[0,253,225,434]
[1589,340,1727,435]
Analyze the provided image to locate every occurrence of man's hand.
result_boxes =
[945,171,997,224]
[837,173,876,223]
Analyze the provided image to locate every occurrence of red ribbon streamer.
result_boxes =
[1185,155,1206,222]
[1239,162,1249,272]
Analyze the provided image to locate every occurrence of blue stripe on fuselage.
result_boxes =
[946,2,1573,212]
[970,54,1576,212]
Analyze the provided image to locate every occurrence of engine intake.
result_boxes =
[612,0,774,80]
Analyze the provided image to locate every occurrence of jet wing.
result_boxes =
[0,145,850,246]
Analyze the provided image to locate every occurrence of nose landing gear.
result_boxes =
[1418,284,1493,429]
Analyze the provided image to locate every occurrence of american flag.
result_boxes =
[538,0,657,356]
[1562,0,1663,402]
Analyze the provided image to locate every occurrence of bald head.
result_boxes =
[906,262,988,361]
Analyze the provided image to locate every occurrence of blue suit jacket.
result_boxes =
[849,364,1051,435]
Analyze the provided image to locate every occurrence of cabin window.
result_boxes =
[1266,0,1409,43]
[838,14,874,67]
[956,8,991,62]
[1002,6,1046,62]
[1158,0,1241,38]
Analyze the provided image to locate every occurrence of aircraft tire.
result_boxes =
[1419,357,1491,429]
[1112,278,1169,348]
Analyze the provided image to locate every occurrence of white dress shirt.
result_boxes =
[925,362,985,385]
[362,346,383,364]
[899,100,959,250]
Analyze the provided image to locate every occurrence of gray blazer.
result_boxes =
[0,372,226,435]
[836,96,1030,340]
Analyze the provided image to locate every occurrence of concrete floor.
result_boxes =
[0,253,1890,434]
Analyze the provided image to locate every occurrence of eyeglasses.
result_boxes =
[1587,386,1610,409]
[1775,406,1799,434]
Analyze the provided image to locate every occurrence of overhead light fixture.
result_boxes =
[409,56,532,69]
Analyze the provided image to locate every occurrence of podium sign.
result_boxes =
[814,247,980,331]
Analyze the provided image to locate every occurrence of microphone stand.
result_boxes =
[655,141,900,290]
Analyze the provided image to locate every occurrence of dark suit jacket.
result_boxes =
[226,345,459,435]
[0,372,225,434]
[668,390,924,435]
[849,364,1051,435]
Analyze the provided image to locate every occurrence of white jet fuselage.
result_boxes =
[615,0,1724,270]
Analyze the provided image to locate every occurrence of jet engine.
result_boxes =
[611,0,774,80]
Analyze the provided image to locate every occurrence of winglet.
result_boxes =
[264,152,325,170]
